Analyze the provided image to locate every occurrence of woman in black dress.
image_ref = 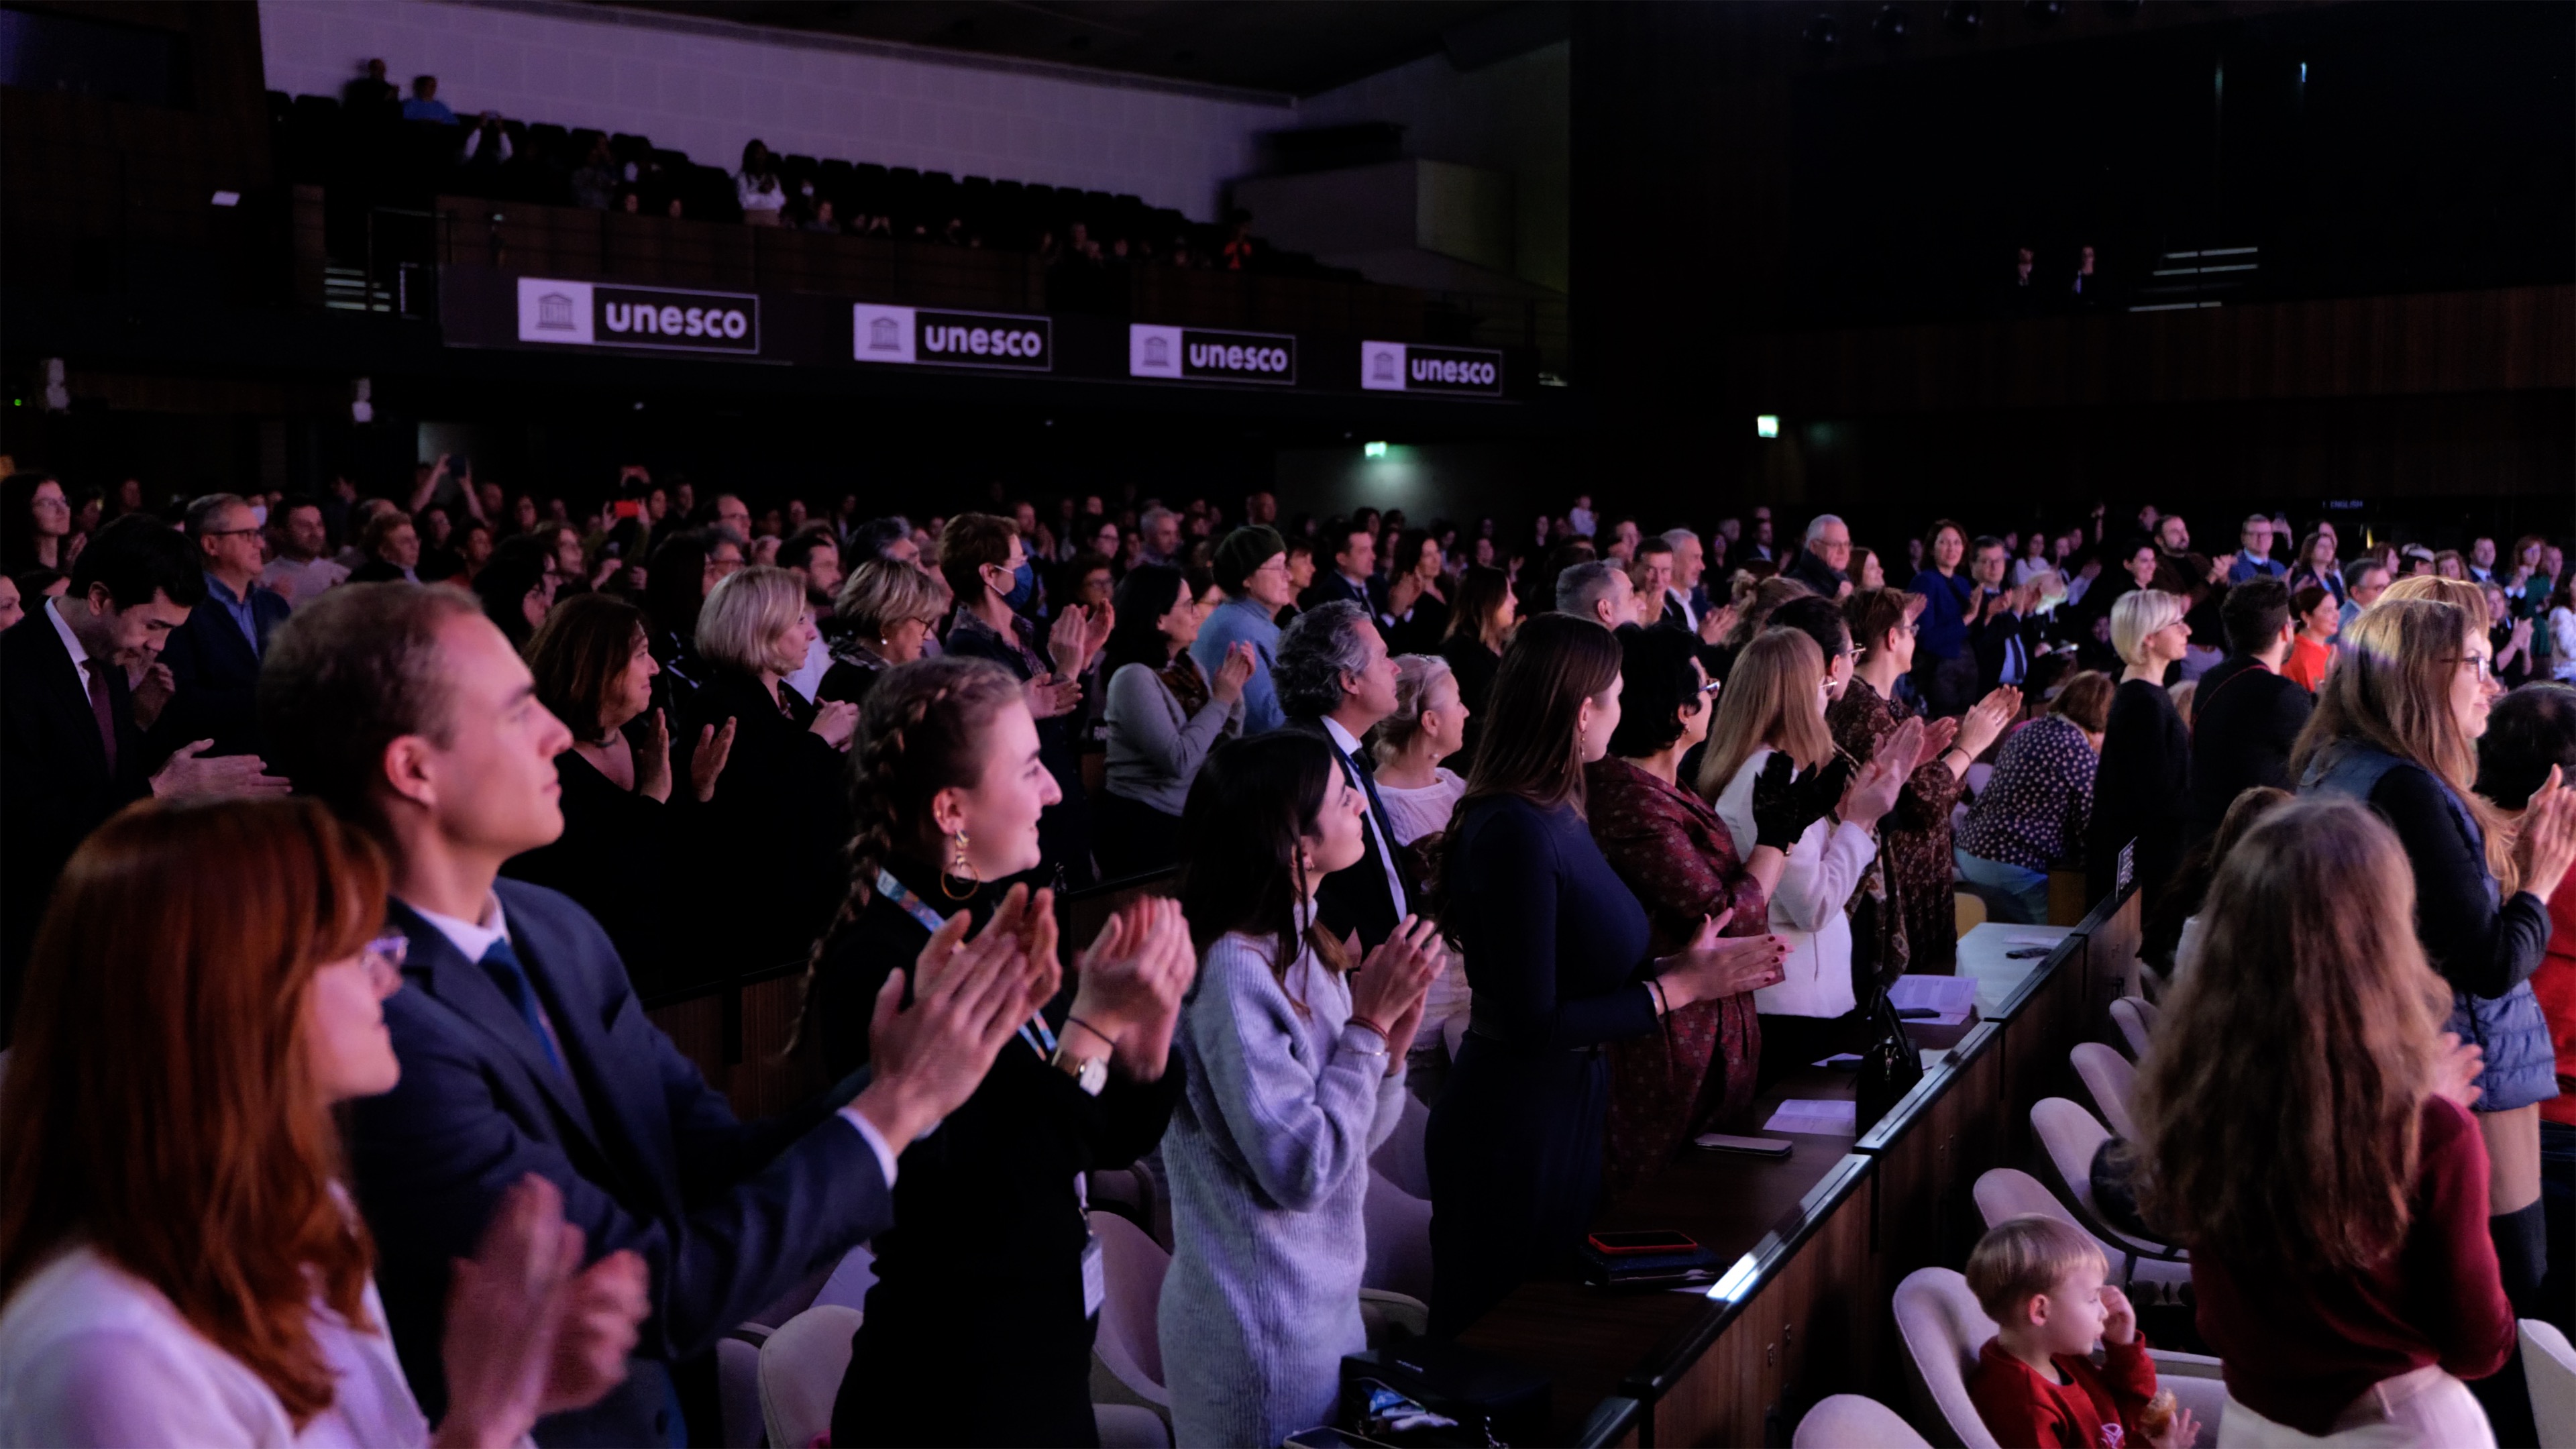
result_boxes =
[1424,614,1796,1335]
[507,592,733,997]
[686,565,857,973]
[2088,588,2192,907]
[798,655,1193,1447]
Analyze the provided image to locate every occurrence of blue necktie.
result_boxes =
[478,936,564,1075]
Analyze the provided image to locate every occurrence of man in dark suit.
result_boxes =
[2183,576,2314,850]
[154,492,293,759]
[258,582,1048,1447]
[1273,599,1409,951]
[1297,516,1384,618]
[0,516,283,1034]
[1782,514,1852,598]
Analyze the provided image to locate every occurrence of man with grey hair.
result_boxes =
[155,491,292,758]
[1555,559,1636,630]
[1659,527,1709,632]
[1274,599,1407,949]
[1784,514,1851,598]
[1138,504,1183,568]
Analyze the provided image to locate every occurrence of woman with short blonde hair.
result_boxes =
[2090,589,2193,906]
[2110,587,2187,671]
[823,559,947,706]
[695,565,811,678]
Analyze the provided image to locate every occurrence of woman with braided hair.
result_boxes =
[799,655,1195,1448]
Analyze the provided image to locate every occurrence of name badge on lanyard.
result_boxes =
[875,867,1057,1058]
[1081,1230,1106,1320]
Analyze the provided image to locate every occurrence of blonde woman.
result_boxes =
[822,558,946,706]
[1367,654,1475,1071]
[690,566,859,968]
[2135,798,2512,1446]
[2088,589,2192,906]
[2293,596,2576,1419]
[1697,628,1919,1085]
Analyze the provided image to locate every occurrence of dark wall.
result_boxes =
[1570,1,2576,539]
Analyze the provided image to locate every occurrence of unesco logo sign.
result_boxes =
[515,277,759,354]
[853,304,1052,370]
[1359,341,1505,396]
[1128,325,1297,386]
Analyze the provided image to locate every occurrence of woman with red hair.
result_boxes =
[0,798,647,1446]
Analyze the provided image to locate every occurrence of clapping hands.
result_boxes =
[1067,896,1197,1081]
[433,1175,647,1449]
[1348,915,1443,1070]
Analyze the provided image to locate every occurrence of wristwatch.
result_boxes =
[1051,1044,1108,1096]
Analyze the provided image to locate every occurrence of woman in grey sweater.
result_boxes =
[1098,564,1254,875]
[1161,733,1443,1448]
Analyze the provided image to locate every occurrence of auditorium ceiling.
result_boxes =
[572,0,1562,96]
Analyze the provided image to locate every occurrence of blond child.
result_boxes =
[1964,1215,2196,1449]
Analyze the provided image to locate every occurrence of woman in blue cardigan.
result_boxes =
[1907,518,1980,717]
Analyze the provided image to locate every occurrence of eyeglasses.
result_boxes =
[2449,655,2495,682]
[359,932,409,989]
[200,527,263,539]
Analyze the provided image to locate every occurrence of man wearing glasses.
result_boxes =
[155,492,293,759]
[1191,525,1296,733]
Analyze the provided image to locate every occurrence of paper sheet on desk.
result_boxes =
[1763,1098,1858,1136]
[1888,973,1979,1024]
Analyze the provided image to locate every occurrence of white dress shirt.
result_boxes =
[1320,717,1409,919]
[1713,747,1878,1020]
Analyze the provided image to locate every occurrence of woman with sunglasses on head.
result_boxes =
[2294,591,2576,1440]
[0,798,647,1447]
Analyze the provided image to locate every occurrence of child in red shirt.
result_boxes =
[1964,1215,2198,1449]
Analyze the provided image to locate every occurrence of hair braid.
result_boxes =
[784,658,1021,1061]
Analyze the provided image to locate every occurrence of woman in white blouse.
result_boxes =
[1697,628,1917,1087]
[1368,653,1476,1067]
[735,139,784,225]
[0,799,645,1448]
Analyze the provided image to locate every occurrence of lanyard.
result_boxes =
[874,868,1057,1058]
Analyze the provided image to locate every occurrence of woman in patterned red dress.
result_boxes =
[1587,627,1796,1193]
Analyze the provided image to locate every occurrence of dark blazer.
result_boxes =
[152,575,290,759]
[0,609,150,1024]
[1280,715,1407,949]
[684,668,853,972]
[1297,570,1380,617]
[350,879,892,1448]
[1783,547,1847,599]
[1971,605,2045,697]
[501,748,695,1001]
[2183,655,2314,848]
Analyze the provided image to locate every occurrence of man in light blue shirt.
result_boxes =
[1191,525,1294,734]
[2224,513,2289,585]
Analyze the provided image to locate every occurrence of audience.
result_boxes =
[0,797,650,1445]
[1427,614,1799,1332]
[1700,627,1919,1083]
[2137,797,2515,1445]
[2090,588,2193,907]
[1160,733,1442,1449]
[1098,563,1253,875]
[2294,592,2576,1435]
[255,582,1040,1444]
[0,466,2567,1445]
[2183,577,2316,849]
[1586,625,1791,1191]
[791,655,1191,1446]
[1956,671,2114,923]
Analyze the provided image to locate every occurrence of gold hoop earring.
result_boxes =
[942,830,977,899]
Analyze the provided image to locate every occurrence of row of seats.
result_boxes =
[266,89,1356,280]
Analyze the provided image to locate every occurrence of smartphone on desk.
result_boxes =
[1586,1229,1699,1256]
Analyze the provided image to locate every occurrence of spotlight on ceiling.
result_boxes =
[1874,5,1912,42]
[2024,0,2066,25]
[1803,14,1841,50]
[1945,1,1982,35]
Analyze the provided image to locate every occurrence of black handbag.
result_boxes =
[1853,987,1925,1134]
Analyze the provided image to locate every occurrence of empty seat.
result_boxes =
[1973,1167,2190,1299]
[2032,1098,2180,1269]
[1089,1210,1171,1417]
[758,1303,862,1449]
[2527,1319,2576,1449]
[1794,1394,1932,1448]
[2108,996,2157,1060]
[2070,1042,2141,1140]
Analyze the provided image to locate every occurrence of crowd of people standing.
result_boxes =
[1,460,2571,1448]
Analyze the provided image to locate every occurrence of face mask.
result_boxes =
[997,561,1034,610]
